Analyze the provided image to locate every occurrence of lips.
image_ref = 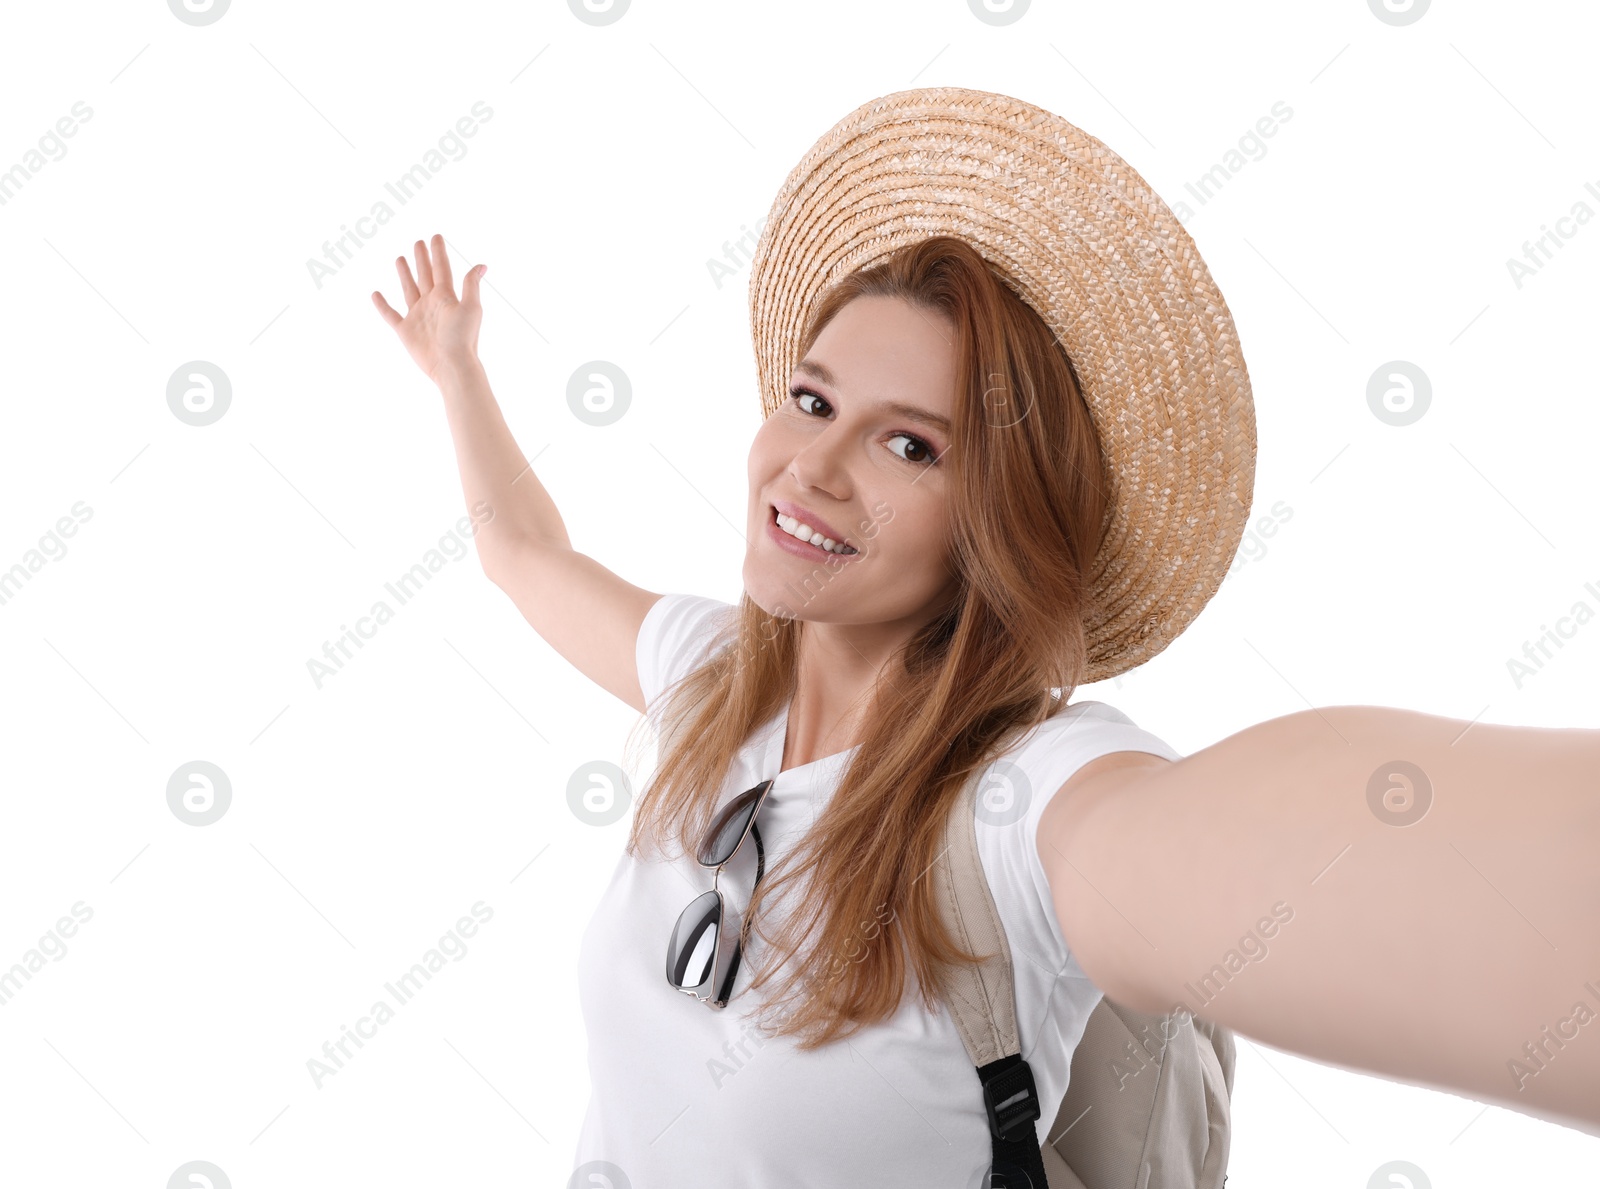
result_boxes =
[769,498,853,551]
[766,504,861,561]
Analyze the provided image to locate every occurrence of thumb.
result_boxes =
[463,262,486,305]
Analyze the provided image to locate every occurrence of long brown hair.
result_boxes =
[622,234,1110,1050]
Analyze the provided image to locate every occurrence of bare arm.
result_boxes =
[483,543,661,714]
[372,235,570,564]
[1038,705,1600,1137]
[373,235,660,712]
[431,353,571,561]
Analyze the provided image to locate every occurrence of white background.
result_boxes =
[1,0,1597,1185]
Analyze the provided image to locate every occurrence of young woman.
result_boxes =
[374,90,1600,1187]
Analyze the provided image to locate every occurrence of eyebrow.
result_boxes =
[794,359,952,436]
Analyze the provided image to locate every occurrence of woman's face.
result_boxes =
[744,294,960,626]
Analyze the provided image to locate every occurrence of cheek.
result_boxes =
[748,420,790,475]
[747,433,778,486]
[870,495,947,564]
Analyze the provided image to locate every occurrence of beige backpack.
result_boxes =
[929,766,1237,1188]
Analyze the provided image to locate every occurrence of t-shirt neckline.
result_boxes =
[762,698,863,782]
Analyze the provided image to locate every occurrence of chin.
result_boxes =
[740,571,796,621]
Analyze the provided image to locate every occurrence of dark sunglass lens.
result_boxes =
[667,889,722,990]
[696,780,773,866]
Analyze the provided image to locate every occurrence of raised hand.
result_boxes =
[371,233,486,385]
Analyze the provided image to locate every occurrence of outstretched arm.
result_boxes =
[371,234,665,714]
[1038,705,1600,1137]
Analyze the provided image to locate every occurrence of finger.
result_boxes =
[371,290,403,330]
[413,238,433,291]
[395,255,420,307]
[430,233,453,294]
[462,262,485,307]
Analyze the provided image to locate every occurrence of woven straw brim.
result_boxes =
[746,87,1257,684]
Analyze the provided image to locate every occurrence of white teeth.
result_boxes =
[775,511,857,555]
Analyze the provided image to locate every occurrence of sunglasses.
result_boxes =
[665,778,774,1009]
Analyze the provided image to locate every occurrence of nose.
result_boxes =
[786,425,853,501]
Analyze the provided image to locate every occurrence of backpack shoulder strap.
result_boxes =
[932,763,1239,1189]
[929,769,1052,1189]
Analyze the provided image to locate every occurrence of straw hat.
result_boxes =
[746,87,1258,684]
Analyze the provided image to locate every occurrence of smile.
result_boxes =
[767,505,861,561]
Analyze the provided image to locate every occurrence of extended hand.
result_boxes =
[371,234,486,385]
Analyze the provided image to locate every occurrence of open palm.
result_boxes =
[371,233,486,384]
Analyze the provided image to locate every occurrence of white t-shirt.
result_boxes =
[573,592,1182,1188]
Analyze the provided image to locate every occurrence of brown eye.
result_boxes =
[888,433,937,465]
[790,388,830,416]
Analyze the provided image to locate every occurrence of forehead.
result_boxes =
[796,297,957,428]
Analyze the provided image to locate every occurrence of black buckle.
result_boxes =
[979,1054,1041,1143]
